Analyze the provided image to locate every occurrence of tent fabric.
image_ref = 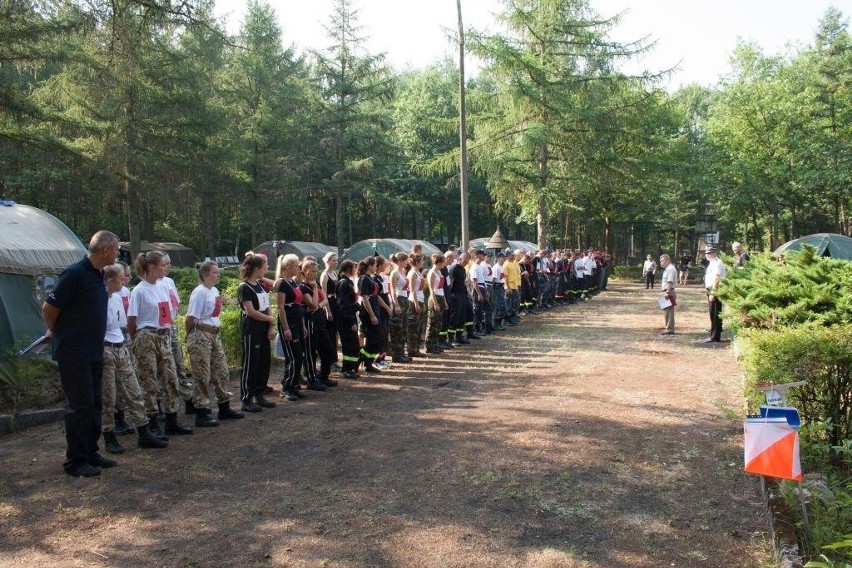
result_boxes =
[773,233,852,260]
[0,204,85,387]
[341,239,441,267]
[119,241,196,267]
[0,204,86,276]
[469,237,538,253]
[253,241,336,269]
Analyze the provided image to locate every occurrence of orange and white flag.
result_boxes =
[743,419,803,482]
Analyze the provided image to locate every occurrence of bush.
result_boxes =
[741,326,852,459]
[719,246,852,332]
[610,265,644,282]
[219,306,244,367]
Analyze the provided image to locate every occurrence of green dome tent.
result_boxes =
[0,204,87,387]
[773,233,852,260]
[253,240,336,269]
[341,238,441,267]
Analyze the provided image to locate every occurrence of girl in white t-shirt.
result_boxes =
[128,251,193,439]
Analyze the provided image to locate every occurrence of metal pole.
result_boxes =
[457,0,470,250]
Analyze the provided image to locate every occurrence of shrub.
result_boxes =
[741,326,852,465]
[719,246,852,332]
[610,265,644,282]
[219,307,244,366]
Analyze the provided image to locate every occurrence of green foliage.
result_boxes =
[610,265,644,282]
[218,307,244,366]
[740,325,852,453]
[0,342,62,414]
[719,246,852,332]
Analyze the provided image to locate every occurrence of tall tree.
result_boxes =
[310,0,395,254]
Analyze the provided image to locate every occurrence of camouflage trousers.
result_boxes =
[405,298,426,354]
[425,296,447,350]
[388,296,410,358]
[102,344,147,431]
[170,323,194,400]
[133,329,181,415]
[187,327,232,409]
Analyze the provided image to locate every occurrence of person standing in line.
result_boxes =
[372,256,393,368]
[336,260,361,379]
[357,256,383,371]
[274,254,307,401]
[128,251,194,440]
[101,264,168,453]
[160,255,193,412]
[703,247,727,343]
[424,253,447,354]
[237,253,277,410]
[388,252,411,363]
[492,252,507,329]
[438,251,455,350]
[186,260,245,426]
[43,231,120,477]
[448,252,472,345]
[320,252,341,369]
[643,255,657,289]
[406,254,426,357]
[678,253,691,286]
[659,254,678,336]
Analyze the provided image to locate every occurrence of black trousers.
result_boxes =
[309,311,335,379]
[327,300,341,363]
[241,330,271,401]
[278,318,304,390]
[709,296,723,341]
[59,360,103,470]
[645,272,655,289]
[449,291,467,333]
[338,318,360,372]
[360,307,383,361]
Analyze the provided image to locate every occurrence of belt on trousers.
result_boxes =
[194,323,220,335]
[139,327,170,335]
[103,341,124,348]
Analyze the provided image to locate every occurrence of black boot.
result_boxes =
[138,424,168,449]
[256,394,277,408]
[148,415,169,441]
[194,407,219,428]
[103,431,125,455]
[184,399,197,415]
[114,410,135,435]
[165,412,194,435]
[217,401,245,420]
[307,379,328,391]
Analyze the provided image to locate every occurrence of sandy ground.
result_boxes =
[0,282,771,567]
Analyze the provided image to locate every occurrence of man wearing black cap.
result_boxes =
[703,246,727,342]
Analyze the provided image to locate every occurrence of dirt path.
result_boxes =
[0,282,770,567]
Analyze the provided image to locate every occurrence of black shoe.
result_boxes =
[426,348,442,354]
[217,401,245,420]
[137,425,168,449]
[148,416,169,441]
[320,377,338,387]
[113,410,135,436]
[89,453,117,468]
[409,351,426,358]
[256,394,277,408]
[331,363,343,372]
[103,431,125,455]
[195,408,220,428]
[165,413,194,435]
[456,337,471,345]
[364,364,381,373]
[392,356,413,363]
[241,400,263,413]
[439,342,453,349]
[264,385,275,394]
[184,400,197,415]
[65,462,101,478]
[307,380,328,391]
[282,389,299,401]
[342,370,359,380]
[703,337,720,343]
[493,325,506,331]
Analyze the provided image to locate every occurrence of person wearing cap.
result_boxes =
[659,254,677,335]
[642,254,657,290]
[703,246,727,342]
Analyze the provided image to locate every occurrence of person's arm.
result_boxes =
[407,272,420,313]
[389,271,401,315]
[242,300,274,323]
[185,315,197,334]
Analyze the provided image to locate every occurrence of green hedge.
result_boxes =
[610,265,644,282]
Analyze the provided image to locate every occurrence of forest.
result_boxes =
[1,0,849,261]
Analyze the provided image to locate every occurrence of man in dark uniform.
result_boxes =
[448,252,471,345]
[43,230,120,477]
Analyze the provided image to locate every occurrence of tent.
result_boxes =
[253,240,337,269]
[341,238,441,267]
[118,241,196,267]
[0,204,87,386]
[773,233,852,260]
[468,237,538,253]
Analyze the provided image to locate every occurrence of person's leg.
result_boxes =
[58,360,97,474]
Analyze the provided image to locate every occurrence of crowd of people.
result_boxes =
[43,232,610,477]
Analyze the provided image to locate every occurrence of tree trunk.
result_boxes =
[457,0,470,250]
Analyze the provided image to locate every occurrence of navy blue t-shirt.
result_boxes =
[46,257,107,362]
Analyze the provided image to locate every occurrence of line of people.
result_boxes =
[47,230,608,477]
